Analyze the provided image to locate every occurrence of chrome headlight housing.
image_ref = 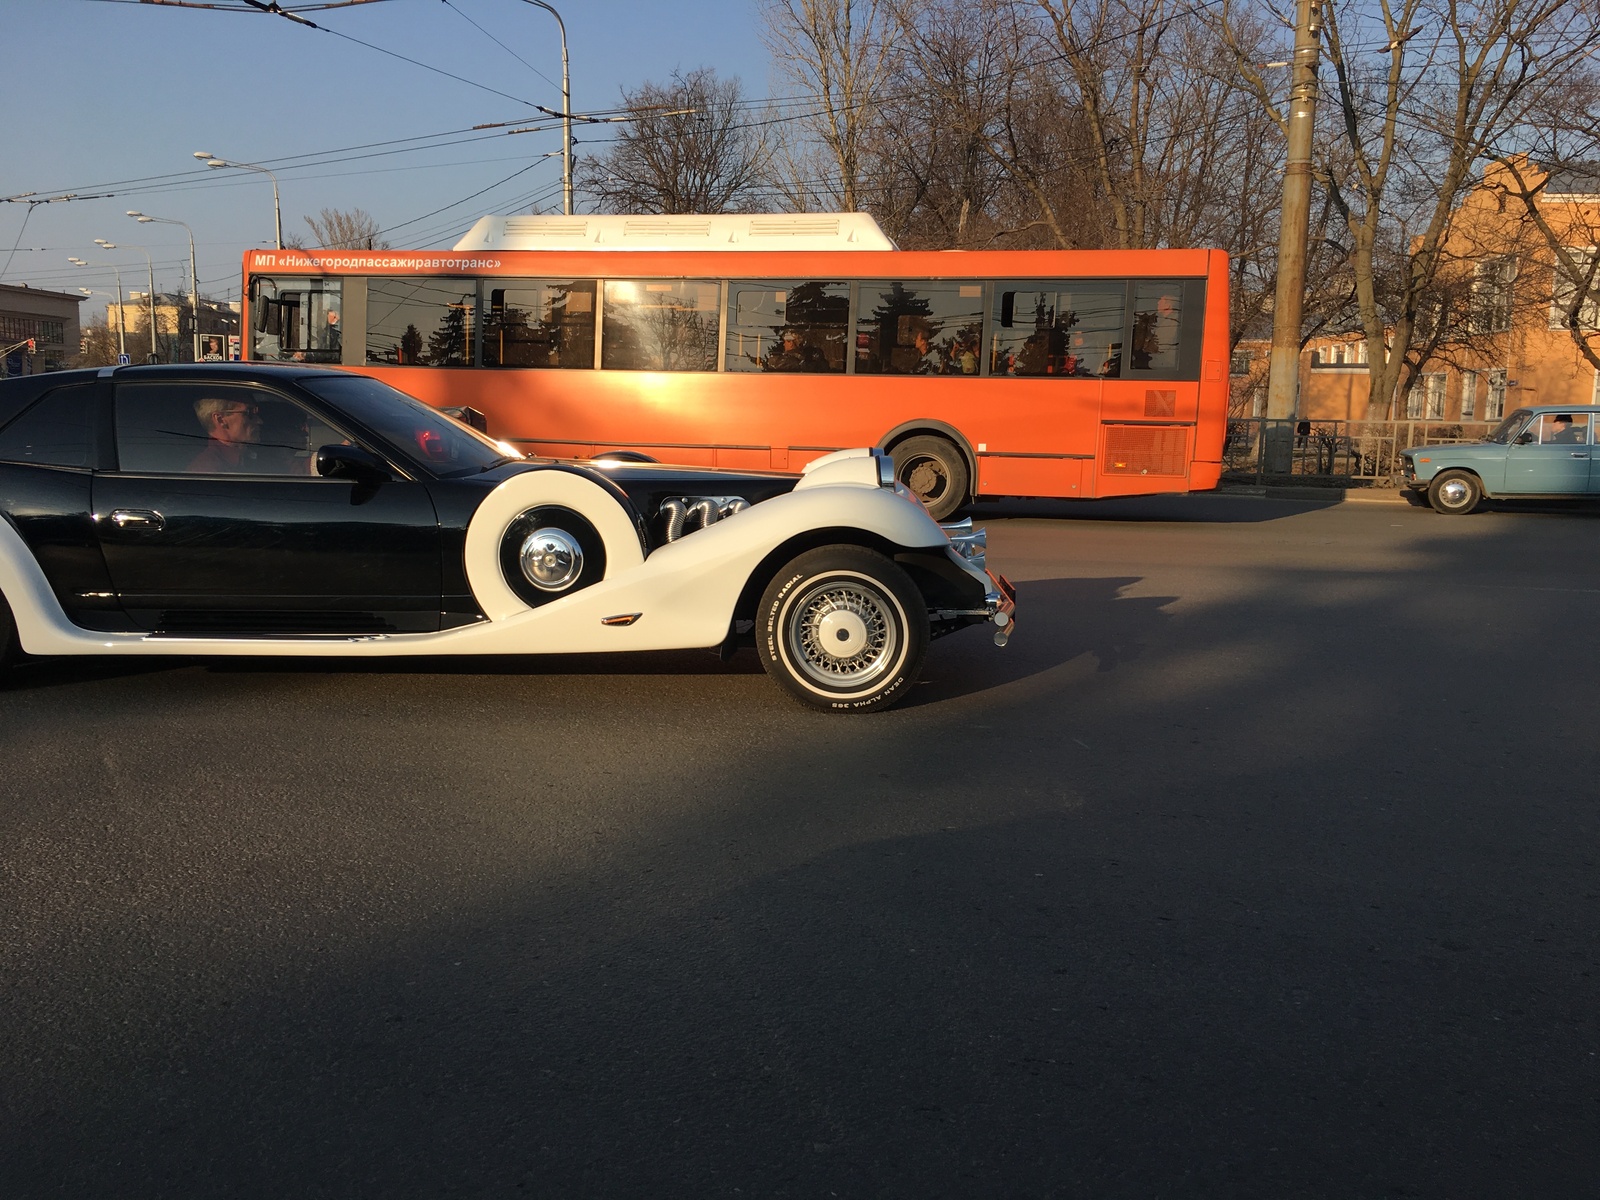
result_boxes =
[941,517,986,571]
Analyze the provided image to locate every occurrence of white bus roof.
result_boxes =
[451,212,898,252]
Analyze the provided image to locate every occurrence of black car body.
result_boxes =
[0,364,1014,710]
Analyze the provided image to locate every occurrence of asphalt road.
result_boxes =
[3,493,1597,1198]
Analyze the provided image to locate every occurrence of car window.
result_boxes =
[1487,410,1532,444]
[298,373,510,477]
[0,382,97,468]
[1535,413,1590,445]
[115,382,347,476]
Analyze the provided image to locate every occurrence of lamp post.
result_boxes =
[127,210,200,363]
[520,0,572,215]
[68,257,125,357]
[193,152,283,250]
[95,239,160,361]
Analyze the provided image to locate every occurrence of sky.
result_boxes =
[2,0,770,320]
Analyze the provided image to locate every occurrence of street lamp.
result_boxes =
[519,0,573,215]
[193,151,283,250]
[95,239,159,361]
[68,256,125,357]
[127,210,200,363]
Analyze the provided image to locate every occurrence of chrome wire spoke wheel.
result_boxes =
[786,579,900,689]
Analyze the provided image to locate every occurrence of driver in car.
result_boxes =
[189,396,263,472]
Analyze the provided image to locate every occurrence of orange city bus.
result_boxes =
[241,214,1230,518]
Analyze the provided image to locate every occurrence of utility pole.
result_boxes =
[1264,0,1323,470]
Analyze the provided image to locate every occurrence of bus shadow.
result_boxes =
[971,493,1343,523]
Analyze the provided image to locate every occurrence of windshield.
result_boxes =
[299,373,512,478]
[1486,409,1533,445]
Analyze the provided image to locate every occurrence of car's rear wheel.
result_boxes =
[1428,470,1483,515]
[891,435,969,521]
[756,546,929,712]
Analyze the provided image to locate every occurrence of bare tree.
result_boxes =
[580,68,766,214]
[289,208,389,250]
[760,0,900,211]
[1227,0,1600,418]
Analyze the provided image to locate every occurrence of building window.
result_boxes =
[1549,248,1600,331]
[1469,257,1515,334]
[1230,351,1252,376]
[1423,372,1446,419]
[1460,369,1477,419]
[1486,367,1508,419]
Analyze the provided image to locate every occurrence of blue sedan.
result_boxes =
[1400,406,1600,513]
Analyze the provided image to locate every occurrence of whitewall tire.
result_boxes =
[756,546,929,712]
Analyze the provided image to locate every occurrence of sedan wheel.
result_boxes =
[1427,470,1483,515]
[756,546,929,712]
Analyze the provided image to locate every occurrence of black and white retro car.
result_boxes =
[0,364,1015,711]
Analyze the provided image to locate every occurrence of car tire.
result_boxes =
[1427,470,1483,515]
[891,436,969,521]
[756,546,929,712]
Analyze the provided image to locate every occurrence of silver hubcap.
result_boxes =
[785,577,900,689]
[519,527,583,591]
[1438,478,1471,507]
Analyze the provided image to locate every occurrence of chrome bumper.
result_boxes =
[986,571,1017,646]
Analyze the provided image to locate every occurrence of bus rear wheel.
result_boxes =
[892,435,969,521]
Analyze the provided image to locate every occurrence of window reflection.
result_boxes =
[602,280,719,371]
[483,280,595,369]
[725,280,848,374]
[856,281,984,375]
[1129,281,1184,375]
[991,283,1125,378]
[366,278,475,367]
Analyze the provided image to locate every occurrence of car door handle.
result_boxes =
[1571,452,1589,459]
[108,508,165,531]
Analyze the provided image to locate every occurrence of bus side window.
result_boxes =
[366,278,475,368]
[856,281,983,376]
[482,280,595,369]
[1129,282,1182,375]
[724,280,848,374]
[602,280,719,371]
[990,282,1125,378]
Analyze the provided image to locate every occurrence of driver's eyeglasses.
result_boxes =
[221,404,261,418]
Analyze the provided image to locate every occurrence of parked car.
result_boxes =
[0,364,1015,711]
[1400,405,1600,514]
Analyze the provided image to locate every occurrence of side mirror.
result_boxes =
[316,443,391,484]
[1515,431,1535,445]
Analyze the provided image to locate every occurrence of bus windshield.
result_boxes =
[299,373,513,478]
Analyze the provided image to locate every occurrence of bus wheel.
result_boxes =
[892,436,969,521]
[756,546,929,712]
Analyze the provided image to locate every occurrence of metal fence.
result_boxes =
[1223,418,1501,484]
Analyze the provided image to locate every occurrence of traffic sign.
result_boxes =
[117,353,131,365]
